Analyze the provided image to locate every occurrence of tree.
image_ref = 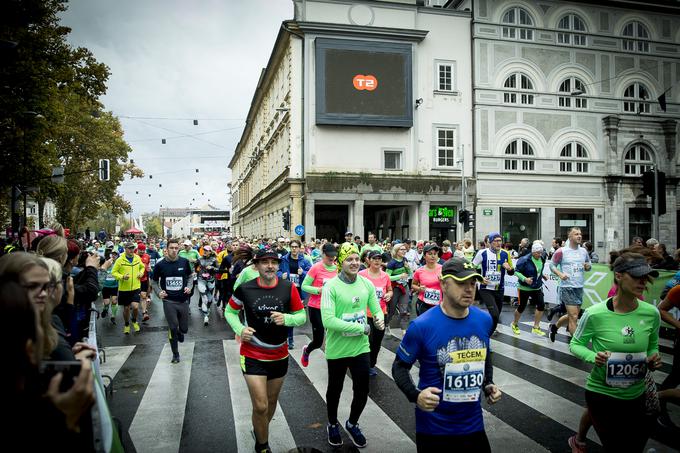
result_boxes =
[142,214,162,238]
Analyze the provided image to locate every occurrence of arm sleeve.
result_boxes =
[385,263,401,282]
[283,285,307,327]
[152,263,161,283]
[75,267,100,303]
[320,284,365,335]
[549,249,562,273]
[392,357,420,403]
[225,304,245,336]
[483,351,494,388]
[515,271,527,282]
[569,310,597,363]
[472,250,483,267]
[301,274,320,295]
[185,262,194,290]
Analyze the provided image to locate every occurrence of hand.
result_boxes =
[85,253,100,269]
[482,278,490,286]
[45,358,95,432]
[560,273,569,281]
[241,326,256,343]
[374,317,385,331]
[183,287,191,294]
[502,262,511,271]
[123,274,130,280]
[524,277,533,285]
[400,273,408,280]
[416,387,441,412]
[72,342,96,361]
[584,263,592,271]
[297,268,303,275]
[484,384,502,404]
[595,351,610,367]
[647,353,662,371]
[66,277,74,306]
[136,273,142,280]
[159,290,168,299]
[282,273,288,280]
[542,275,548,281]
[384,292,393,301]
[270,311,286,326]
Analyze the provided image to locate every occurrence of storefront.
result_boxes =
[555,209,594,243]
[428,206,457,243]
[500,207,540,246]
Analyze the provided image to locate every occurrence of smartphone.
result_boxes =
[39,360,82,392]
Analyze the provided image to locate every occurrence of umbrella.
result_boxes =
[125,228,143,234]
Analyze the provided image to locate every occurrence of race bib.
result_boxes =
[289,274,300,286]
[443,348,486,403]
[150,259,157,268]
[165,276,183,291]
[606,352,646,388]
[201,273,211,279]
[486,270,501,284]
[423,288,441,304]
[375,289,384,300]
[105,274,116,282]
[341,311,366,337]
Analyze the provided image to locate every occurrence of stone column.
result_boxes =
[419,200,430,241]
[353,199,364,240]
[305,198,316,240]
[290,181,304,240]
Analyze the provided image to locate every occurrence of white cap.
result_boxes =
[531,243,544,253]
[203,245,212,252]
[183,239,192,246]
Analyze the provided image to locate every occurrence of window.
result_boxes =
[504,139,535,172]
[384,150,402,171]
[503,73,535,105]
[436,62,455,92]
[624,144,653,176]
[623,83,650,114]
[436,128,457,167]
[559,142,589,173]
[501,7,534,40]
[558,77,587,109]
[557,14,587,46]
[622,21,650,53]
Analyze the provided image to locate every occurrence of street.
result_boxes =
[97,290,678,453]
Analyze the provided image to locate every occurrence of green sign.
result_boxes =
[483,209,493,216]
[428,206,456,225]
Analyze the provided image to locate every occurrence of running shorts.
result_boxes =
[140,280,149,292]
[559,287,583,306]
[240,355,288,380]
[118,289,141,306]
[101,286,118,299]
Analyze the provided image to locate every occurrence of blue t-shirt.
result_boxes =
[396,305,493,436]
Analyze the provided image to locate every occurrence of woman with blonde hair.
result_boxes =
[386,242,412,329]
[36,234,68,266]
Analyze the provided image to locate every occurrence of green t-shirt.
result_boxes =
[320,274,384,360]
[516,256,544,292]
[570,298,660,400]
[234,265,260,290]
[360,243,383,255]
[179,249,200,271]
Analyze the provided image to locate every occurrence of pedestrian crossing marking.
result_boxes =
[100,345,136,380]
[222,340,296,453]
[291,335,415,452]
[128,342,195,453]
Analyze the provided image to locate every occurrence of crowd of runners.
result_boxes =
[2,225,680,452]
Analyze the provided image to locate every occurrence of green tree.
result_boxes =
[142,214,163,238]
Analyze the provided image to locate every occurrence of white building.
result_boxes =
[229,0,474,242]
[25,197,57,229]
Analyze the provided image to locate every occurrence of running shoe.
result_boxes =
[532,327,546,336]
[368,367,378,377]
[567,435,586,453]
[254,443,272,453]
[549,324,557,343]
[546,306,556,322]
[511,323,521,335]
[301,345,310,367]
[171,354,180,364]
[288,339,295,350]
[132,321,140,333]
[177,331,185,343]
[204,315,209,326]
[142,312,150,322]
[111,316,116,325]
[101,307,108,318]
[326,422,343,448]
[345,420,367,448]
[123,325,130,335]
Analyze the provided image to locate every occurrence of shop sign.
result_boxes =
[429,206,455,225]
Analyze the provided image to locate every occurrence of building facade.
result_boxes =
[229,0,474,243]
[467,0,680,255]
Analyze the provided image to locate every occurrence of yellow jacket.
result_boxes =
[111,253,145,292]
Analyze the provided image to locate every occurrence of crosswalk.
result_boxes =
[99,329,677,453]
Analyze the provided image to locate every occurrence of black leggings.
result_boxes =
[306,307,324,354]
[585,390,649,452]
[478,289,503,332]
[368,318,385,368]
[416,431,491,453]
[516,288,545,314]
[163,299,189,355]
[326,353,370,425]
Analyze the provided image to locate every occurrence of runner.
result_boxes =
[111,242,145,334]
[386,243,413,329]
[570,252,661,452]
[147,241,161,292]
[358,250,392,376]
[510,242,548,336]
[152,238,193,363]
[392,257,502,452]
[100,250,119,324]
[278,239,311,349]
[224,249,306,453]
[360,233,382,255]
[179,239,200,301]
[657,284,680,428]
[137,243,151,322]
[321,242,385,448]
[472,232,514,333]
[196,245,219,326]
[299,243,338,367]
[411,244,443,316]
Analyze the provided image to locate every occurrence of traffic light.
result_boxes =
[642,171,655,198]
[641,170,666,215]
[458,209,469,225]
[282,211,290,231]
[465,211,475,233]
[98,159,110,181]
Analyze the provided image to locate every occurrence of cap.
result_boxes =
[613,258,659,278]
[441,257,484,282]
[423,243,440,254]
[345,231,353,236]
[124,241,137,249]
[322,243,337,257]
[252,249,281,262]
[110,249,119,256]
[367,250,383,260]
[105,241,114,247]
[203,245,212,252]
[183,240,193,246]
[488,232,502,242]
[531,243,543,253]
[137,243,146,251]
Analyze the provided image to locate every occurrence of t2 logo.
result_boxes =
[352,74,378,91]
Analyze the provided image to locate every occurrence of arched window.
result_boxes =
[559,142,589,173]
[558,77,588,109]
[623,82,650,114]
[624,144,653,176]
[504,139,535,171]
[557,14,587,46]
[501,7,534,40]
[503,73,535,105]
[622,21,650,53]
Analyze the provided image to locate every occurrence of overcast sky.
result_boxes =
[60,0,293,216]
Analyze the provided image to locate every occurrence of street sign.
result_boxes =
[294,224,305,236]
[483,209,493,216]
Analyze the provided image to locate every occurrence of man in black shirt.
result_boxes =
[152,238,193,363]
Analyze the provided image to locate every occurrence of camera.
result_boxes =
[39,360,82,392]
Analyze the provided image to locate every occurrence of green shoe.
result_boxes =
[511,323,521,335]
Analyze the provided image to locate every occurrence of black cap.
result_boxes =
[252,249,281,262]
[613,257,659,278]
[367,250,383,260]
[322,243,337,257]
[423,243,440,254]
[441,257,484,282]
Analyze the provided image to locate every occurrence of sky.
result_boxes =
[60,0,294,216]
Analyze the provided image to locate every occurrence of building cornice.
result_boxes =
[293,21,429,41]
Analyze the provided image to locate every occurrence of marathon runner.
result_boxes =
[411,243,443,316]
[392,257,501,452]
[510,242,548,336]
[472,232,514,333]
[137,243,151,322]
[657,283,680,428]
[179,239,200,301]
[360,233,383,255]
[225,249,306,453]
[278,239,311,349]
[386,243,413,329]
[111,242,145,334]
[570,252,661,452]
[152,238,193,363]
[321,242,384,448]
[358,250,392,376]
[197,245,219,326]
[299,243,338,367]
[100,249,119,324]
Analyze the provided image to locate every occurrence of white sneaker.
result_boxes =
[203,315,209,326]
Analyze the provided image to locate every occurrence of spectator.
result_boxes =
[504,242,518,259]
[463,238,476,261]
[518,238,531,257]
[646,238,659,249]
[655,243,677,270]
[549,237,563,259]
[583,241,599,263]
[440,240,453,261]
[631,236,644,247]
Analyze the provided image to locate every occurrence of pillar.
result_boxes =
[419,200,430,241]
[305,198,316,240]
[353,199,364,240]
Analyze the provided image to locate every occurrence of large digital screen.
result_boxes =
[315,38,412,127]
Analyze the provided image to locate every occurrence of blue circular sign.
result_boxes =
[294,224,305,236]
